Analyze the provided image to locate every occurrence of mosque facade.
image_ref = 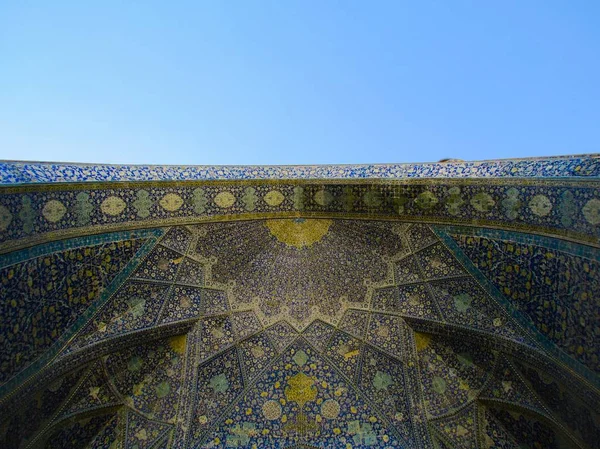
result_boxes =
[0,155,599,448]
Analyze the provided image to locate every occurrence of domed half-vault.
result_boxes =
[0,156,599,449]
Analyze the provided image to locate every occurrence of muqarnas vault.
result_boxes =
[0,155,599,449]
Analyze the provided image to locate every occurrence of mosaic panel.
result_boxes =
[188,348,245,446]
[414,243,467,280]
[131,244,184,282]
[152,434,172,449]
[428,278,530,345]
[430,403,478,449]
[0,213,597,448]
[125,409,172,449]
[514,361,600,448]
[450,231,600,372]
[87,414,121,449]
[231,310,263,340]
[56,361,121,422]
[478,356,548,417]
[405,224,439,252]
[4,155,599,185]
[0,366,84,445]
[205,339,406,449]
[489,407,560,449]
[372,283,440,319]
[158,285,202,324]
[365,313,409,360]
[169,322,202,449]
[480,407,521,449]
[416,334,496,417]
[265,321,299,353]
[200,288,229,316]
[197,315,235,363]
[324,331,363,381]
[432,435,453,449]
[237,332,278,383]
[301,320,335,353]
[194,220,402,329]
[394,255,422,285]
[67,281,171,353]
[175,257,204,286]
[158,226,193,255]
[358,345,414,443]
[338,309,370,340]
[45,413,114,449]
[0,236,146,384]
[105,335,187,423]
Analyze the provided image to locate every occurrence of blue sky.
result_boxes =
[1,1,599,165]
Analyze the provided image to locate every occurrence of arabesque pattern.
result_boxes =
[0,154,599,449]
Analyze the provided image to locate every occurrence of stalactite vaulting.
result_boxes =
[0,155,599,448]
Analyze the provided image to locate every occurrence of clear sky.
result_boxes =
[1,1,599,165]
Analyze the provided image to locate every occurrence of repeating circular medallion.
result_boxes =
[0,205,13,230]
[582,198,600,224]
[101,196,126,216]
[415,191,438,210]
[262,400,282,420]
[432,376,447,394]
[470,193,495,213]
[314,189,333,206]
[159,193,184,211]
[529,194,552,217]
[214,191,236,208]
[264,190,285,206]
[321,399,340,419]
[42,200,67,223]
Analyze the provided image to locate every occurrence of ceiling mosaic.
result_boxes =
[0,156,598,448]
[0,231,157,388]
[446,227,600,373]
[0,218,598,449]
[193,219,404,329]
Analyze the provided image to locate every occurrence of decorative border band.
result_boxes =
[1,178,599,253]
[1,154,599,185]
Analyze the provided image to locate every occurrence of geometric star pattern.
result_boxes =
[1,220,598,449]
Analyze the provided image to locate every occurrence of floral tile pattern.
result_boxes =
[446,226,600,373]
[1,211,598,448]
[0,232,152,387]
[2,154,599,185]
[2,176,600,254]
